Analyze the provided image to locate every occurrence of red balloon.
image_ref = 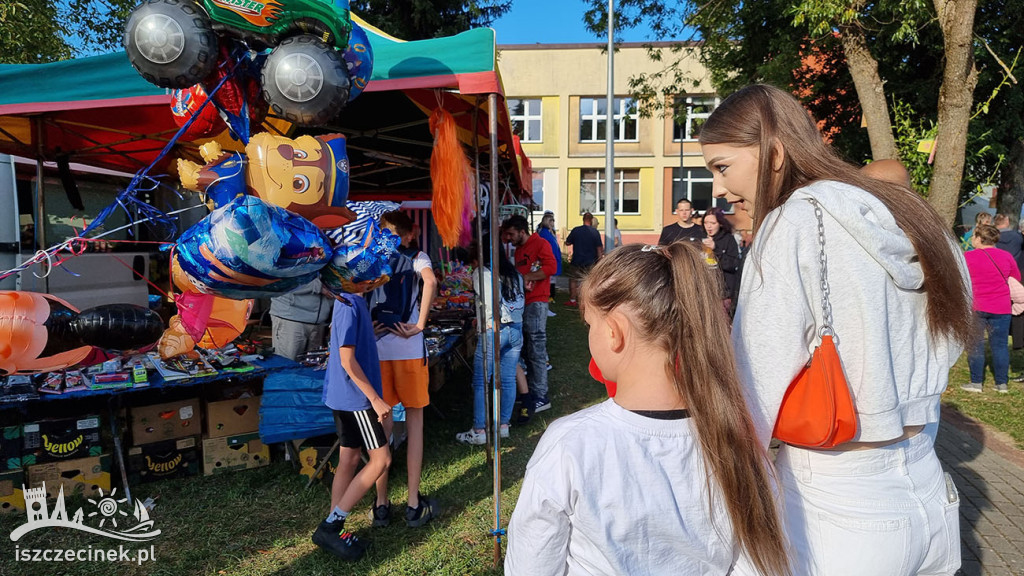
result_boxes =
[171,84,226,141]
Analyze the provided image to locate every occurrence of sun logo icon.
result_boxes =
[87,487,129,529]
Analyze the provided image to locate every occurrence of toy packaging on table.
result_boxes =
[434,262,475,311]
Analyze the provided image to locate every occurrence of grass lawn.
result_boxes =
[0,299,603,576]
[941,342,1024,449]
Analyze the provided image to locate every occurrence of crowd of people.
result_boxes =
[292,84,993,575]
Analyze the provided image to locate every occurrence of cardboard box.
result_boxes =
[21,416,103,466]
[205,395,261,439]
[26,454,111,500]
[130,398,202,445]
[126,436,200,484]
[0,469,25,515]
[202,433,270,475]
[1,425,22,471]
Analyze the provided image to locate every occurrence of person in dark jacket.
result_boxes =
[701,208,741,314]
[995,213,1024,351]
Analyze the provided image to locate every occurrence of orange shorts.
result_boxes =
[380,359,430,408]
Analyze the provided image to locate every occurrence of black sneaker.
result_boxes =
[532,396,551,413]
[405,493,440,527]
[369,502,391,527]
[312,522,367,561]
[515,403,532,424]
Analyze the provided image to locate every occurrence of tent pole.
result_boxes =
[35,121,48,294]
[472,97,493,468]
[488,92,504,568]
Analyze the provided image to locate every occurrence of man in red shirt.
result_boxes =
[501,215,558,413]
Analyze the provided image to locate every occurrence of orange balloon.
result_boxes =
[171,253,201,294]
[0,291,91,375]
[158,315,196,359]
[196,298,253,349]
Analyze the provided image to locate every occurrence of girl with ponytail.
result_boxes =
[505,242,789,576]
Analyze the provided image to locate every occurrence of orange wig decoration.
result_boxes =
[429,107,471,247]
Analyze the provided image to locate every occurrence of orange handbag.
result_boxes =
[772,199,857,448]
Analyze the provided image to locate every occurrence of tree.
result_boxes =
[585,0,986,226]
[349,0,511,40]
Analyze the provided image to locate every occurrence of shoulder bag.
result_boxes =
[772,198,858,448]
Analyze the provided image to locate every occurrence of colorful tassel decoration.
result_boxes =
[429,107,471,248]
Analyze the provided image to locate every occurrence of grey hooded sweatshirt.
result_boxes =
[732,180,969,446]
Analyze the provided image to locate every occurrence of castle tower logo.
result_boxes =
[10,482,161,542]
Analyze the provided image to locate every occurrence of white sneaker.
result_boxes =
[547,310,557,317]
[960,383,983,393]
[455,429,486,445]
[500,424,510,439]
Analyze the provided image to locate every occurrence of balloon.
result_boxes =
[201,45,267,138]
[175,195,333,299]
[197,297,251,349]
[0,292,163,375]
[321,221,398,296]
[246,132,356,229]
[171,84,227,140]
[158,295,252,359]
[344,22,374,102]
[177,132,357,229]
[158,315,195,359]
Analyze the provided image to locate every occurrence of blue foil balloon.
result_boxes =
[321,221,399,295]
[344,22,374,102]
[176,195,332,299]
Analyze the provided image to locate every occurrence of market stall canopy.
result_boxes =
[0,20,531,200]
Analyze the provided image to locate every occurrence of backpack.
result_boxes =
[369,247,423,328]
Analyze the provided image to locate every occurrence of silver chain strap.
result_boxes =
[808,198,836,341]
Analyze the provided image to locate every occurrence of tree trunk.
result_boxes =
[928,0,980,227]
[998,139,1024,224]
[838,19,898,161]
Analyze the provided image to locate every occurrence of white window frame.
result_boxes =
[580,169,641,215]
[673,96,720,142]
[508,98,542,143]
[579,97,638,143]
[672,167,732,213]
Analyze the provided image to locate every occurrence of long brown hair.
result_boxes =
[699,84,972,346]
[580,243,790,576]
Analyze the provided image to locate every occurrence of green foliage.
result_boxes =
[889,98,935,196]
[0,0,136,63]
[350,0,512,40]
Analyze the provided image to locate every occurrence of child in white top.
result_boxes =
[505,242,789,576]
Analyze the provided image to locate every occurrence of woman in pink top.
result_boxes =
[964,224,1021,393]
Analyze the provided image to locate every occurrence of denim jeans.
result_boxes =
[967,311,1011,385]
[473,323,523,429]
[522,302,549,399]
[760,434,960,576]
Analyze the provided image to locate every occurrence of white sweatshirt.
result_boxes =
[505,399,737,576]
[733,180,969,445]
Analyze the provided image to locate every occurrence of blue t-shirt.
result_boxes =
[322,294,383,411]
[566,224,603,266]
[538,227,562,276]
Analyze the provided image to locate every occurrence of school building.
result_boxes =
[497,42,752,244]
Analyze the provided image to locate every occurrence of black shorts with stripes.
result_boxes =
[333,409,388,450]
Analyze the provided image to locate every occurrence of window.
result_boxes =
[672,96,719,142]
[671,167,730,212]
[579,169,640,214]
[531,170,544,208]
[508,98,542,143]
[579,98,638,142]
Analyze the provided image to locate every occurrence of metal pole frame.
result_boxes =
[472,97,493,466]
[487,92,505,567]
[604,0,616,253]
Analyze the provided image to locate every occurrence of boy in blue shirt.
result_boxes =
[312,281,393,562]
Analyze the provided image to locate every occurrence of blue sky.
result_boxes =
[490,0,666,45]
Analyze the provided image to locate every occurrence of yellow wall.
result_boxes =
[498,43,715,238]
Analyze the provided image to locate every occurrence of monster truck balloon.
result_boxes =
[125,0,356,126]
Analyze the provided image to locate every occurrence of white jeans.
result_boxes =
[774,433,960,576]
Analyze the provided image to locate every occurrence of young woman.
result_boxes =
[963,224,1019,393]
[701,207,741,313]
[506,243,789,576]
[700,84,972,575]
[456,238,525,444]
